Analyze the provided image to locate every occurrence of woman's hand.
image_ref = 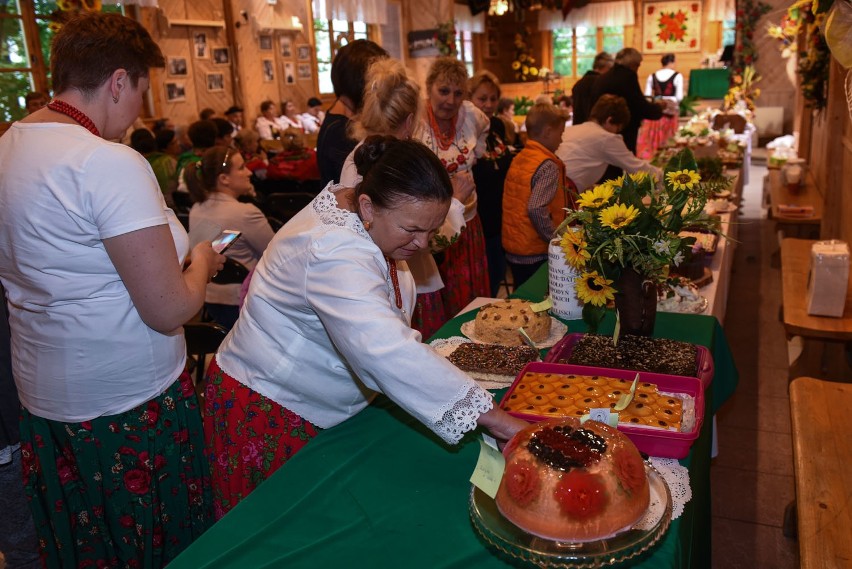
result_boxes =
[450,171,476,205]
[190,241,226,281]
[477,407,528,446]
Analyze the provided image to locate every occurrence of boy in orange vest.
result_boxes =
[502,103,575,288]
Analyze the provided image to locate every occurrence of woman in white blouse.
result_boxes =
[637,53,683,160]
[255,100,287,140]
[204,137,526,519]
[279,99,305,132]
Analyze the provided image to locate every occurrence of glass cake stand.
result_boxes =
[469,464,672,568]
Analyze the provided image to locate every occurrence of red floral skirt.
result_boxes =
[203,357,319,520]
[637,114,680,161]
[412,290,447,340]
[438,213,490,316]
[19,372,212,568]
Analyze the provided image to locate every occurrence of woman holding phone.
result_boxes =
[0,13,223,567]
[187,146,275,329]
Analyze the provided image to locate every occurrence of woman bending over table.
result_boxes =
[0,13,223,567]
[414,57,491,315]
[187,146,275,329]
[204,137,527,519]
[339,58,469,339]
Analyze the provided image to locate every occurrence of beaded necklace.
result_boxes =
[427,105,456,151]
[47,99,101,137]
[385,256,403,310]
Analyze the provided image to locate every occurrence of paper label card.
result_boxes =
[530,298,553,313]
[582,409,620,428]
[470,437,505,499]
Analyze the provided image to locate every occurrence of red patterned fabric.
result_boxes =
[438,214,490,316]
[636,115,679,161]
[412,289,447,340]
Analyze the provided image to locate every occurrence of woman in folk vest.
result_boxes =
[637,53,683,160]
[502,103,575,288]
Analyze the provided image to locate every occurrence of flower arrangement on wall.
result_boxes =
[512,26,539,82]
[723,65,762,113]
[435,21,458,57]
[732,0,771,77]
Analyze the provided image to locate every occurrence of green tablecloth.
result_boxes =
[688,68,731,99]
[170,264,738,569]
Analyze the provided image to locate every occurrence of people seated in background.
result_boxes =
[255,100,287,140]
[502,103,574,288]
[176,119,219,196]
[186,147,274,330]
[555,94,574,126]
[279,100,305,132]
[130,128,177,206]
[556,95,662,193]
[203,137,526,518]
[637,53,683,160]
[152,117,176,135]
[24,91,49,115]
[200,107,216,120]
[572,52,613,125]
[224,105,243,137]
[211,117,235,147]
[497,97,519,146]
[299,97,325,134]
[235,129,268,179]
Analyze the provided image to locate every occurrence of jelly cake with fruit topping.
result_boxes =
[495,418,650,542]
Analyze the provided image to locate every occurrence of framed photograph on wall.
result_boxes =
[259,34,273,51]
[262,59,274,82]
[297,63,312,80]
[297,44,311,61]
[206,73,225,92]
[280,36,293,58]
[642,0,702,53]
[167,56,187,76]
[165,82,186,103]
[284,62,295,85]
[212,47,230,65]
[485,30,499,60]
[193,32,208,59]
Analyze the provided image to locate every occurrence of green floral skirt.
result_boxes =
[19,372,212,568]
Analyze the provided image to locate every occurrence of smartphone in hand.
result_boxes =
[211,230,242,254]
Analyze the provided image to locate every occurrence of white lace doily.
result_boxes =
[459,317,568,349]
[430,336,536,389]
[632,458,691,528]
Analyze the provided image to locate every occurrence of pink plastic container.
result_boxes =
[498,361,705,459]
[543,333,715,389]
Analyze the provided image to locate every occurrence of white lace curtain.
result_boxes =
[705,0,736,22]
[322,0,388,25]
[537,0,635,29]
[454,3,485,33]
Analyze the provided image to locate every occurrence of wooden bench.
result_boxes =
[767,169,823,239]
[788,377,852,568]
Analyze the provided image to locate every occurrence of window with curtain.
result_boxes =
[454,29,474,77]
[312,0,371,94]
[0,2,122,123]
[721,19,735,47]
[552,26,623,78]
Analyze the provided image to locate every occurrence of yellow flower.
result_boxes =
[577,185,614,209]
[560,229,590,269]
[530,67,539,76]
[599,203,639,230]
[629,171,652,185]
[576,271,615,307]
[666,169,701,191]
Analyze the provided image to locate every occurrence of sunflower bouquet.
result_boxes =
[556,148,716,331]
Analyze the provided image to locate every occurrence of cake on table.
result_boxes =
[447,343,539,377]
[559,334,698,378]
[474,299,551,347]
[495,418,650,542]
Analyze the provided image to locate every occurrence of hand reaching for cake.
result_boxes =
[477,407,529,447]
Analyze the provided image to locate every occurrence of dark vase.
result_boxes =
[614,268,657,336]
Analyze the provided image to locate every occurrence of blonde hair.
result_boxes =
[425,57,468,92]
[351,58,421,140]
[525,103,568,138]
[468,69,500,98]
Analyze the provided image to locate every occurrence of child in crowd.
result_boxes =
[502,103,575,287]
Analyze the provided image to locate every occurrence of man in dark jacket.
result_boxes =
[571,52,614,125]
[590,47,665,153]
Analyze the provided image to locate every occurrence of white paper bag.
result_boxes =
[806,240,849,317]
[548,239,583,320]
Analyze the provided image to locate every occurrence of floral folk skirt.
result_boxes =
[438,213,490,316]
[412,290,448,341]
[203,357,319,520]
[637,114,680,161]
[19,372,212,569]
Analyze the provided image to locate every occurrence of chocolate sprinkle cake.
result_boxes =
[561,334,698,377]
[448,343,539,376]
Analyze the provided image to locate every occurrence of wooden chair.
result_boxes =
[183,321,228,389]
[260,192,315,223]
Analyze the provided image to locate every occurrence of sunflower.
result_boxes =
[629,171,654,185]
[575,271,615,306]
[599,203,639,230]
[560,229,590,269]
[576,184,614,209]
[666,169,701,191]
[511,61,521,70]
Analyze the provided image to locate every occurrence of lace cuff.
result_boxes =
[431,384,493,444]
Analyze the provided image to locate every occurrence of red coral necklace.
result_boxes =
[385,256,403,310]
[47,99,101,137]
[427,105,455,151]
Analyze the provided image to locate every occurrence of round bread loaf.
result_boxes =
[474,299,550,346]
[495,418,650,542]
